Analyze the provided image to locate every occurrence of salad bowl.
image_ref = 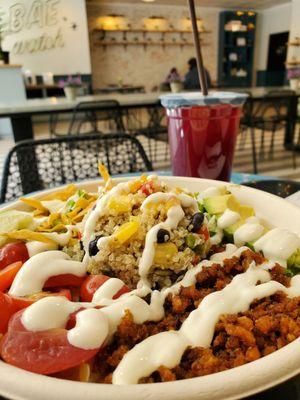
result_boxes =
[0,176,300,400]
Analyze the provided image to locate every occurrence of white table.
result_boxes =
[0,87,298,142]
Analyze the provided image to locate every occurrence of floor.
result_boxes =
[0,120,300,184]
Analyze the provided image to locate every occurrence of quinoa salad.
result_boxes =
[0,167,300,385]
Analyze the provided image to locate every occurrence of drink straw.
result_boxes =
[188,0,208,95]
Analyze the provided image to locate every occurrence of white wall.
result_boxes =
[2,0,91,75]
[88,2,220,92]
[254,3,292,71]
[287,0,300,62]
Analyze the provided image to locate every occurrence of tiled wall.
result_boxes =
[87,2,220,91]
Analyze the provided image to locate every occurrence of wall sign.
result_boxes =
[5,1,64,55]
[1,0,91,74]
[9,1,59,32]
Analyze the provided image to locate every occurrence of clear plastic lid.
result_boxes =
[160,91,248,108]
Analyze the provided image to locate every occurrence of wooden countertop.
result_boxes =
[0,64,22,69]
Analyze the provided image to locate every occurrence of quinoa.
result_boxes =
[62,240,84,261]
[92,250,300,383]
[86,186,206,289]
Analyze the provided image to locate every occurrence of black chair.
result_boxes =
[238,92,253,150]
[133,104,169,165]
[50,100,125,136]
[247,90,295,173]
[1,133,153,203]
[292,116,300,169]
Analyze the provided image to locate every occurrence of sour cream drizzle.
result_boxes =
[217,209,240,229]
[139,192,198,281]
[9,251,86,297]
[254,228,300,266]
[82,181,132,260]
[26,241,58,257]
[92,278,124,303]
[234,222,264,247]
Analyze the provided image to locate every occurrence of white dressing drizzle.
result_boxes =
[217,209,240,229]
[68,308,109,350]
[21,292,165,350]
[254,228,300,266]
[139,192,198,281]
[92,278,125,303]
[197,187,221,200]
[82,181,131,257]
[9,251,86,297]
[22,296,79,331]
[210,228,223,245]
[26,241,58,257]
[234,223,264,247]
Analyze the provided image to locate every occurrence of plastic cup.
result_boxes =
[160,92,248,181]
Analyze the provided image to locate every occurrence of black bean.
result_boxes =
[157,229,170,243]
[88,235,103,256]
[190,212,205,233]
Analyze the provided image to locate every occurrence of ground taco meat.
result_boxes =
[93,250,300,383]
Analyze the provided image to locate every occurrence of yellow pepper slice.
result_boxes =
[154,242,178,267]
[113,220,139,244]
[108,196,132,214]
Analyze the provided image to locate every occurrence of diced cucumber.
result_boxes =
[245,241,255,251]
[186,234,196,249]
[223,219,244,243]
[207,215,217,234]
[287,248,300,269]
[224,219,244,235]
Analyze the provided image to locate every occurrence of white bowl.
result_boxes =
[1,176,300,400]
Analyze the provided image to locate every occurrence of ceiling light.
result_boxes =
[142,0,155,2]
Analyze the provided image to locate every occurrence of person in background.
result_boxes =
[164,67,181,84]
[184,57,211,90]
[157,67,182,92]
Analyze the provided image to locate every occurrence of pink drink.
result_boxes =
[161,92,246,181]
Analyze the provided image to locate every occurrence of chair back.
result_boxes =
[68,100,125,135]
[252,89,295,121]
[1,133,152,203]
[240,91,253,125]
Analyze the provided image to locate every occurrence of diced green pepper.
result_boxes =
[186,234,196,249]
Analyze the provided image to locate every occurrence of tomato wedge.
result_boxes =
[0,292,16,334]
[44,274,85,288]
[198,226,210,242]
[80,275,130,302]
[140,180,154,196]
[11,289,72,311]
[0,242,29,271]
[0,310,100,375]
[0,261,23,292]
